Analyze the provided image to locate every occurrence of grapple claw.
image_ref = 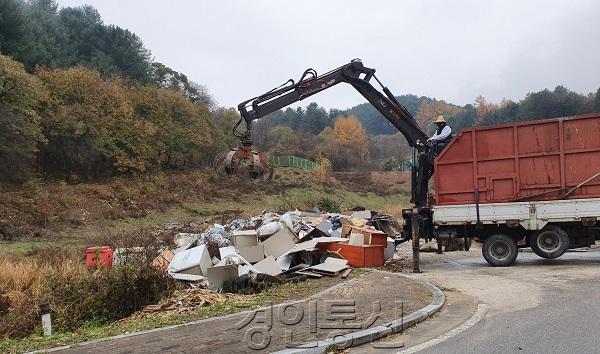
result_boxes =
[214,142,273,181]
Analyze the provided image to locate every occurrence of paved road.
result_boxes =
[353,245,600,354]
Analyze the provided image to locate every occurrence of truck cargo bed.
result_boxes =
[434,113,600,205]
[432,197,600,230]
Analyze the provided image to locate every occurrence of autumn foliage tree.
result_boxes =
[0,54,47,182]
[266,126,300,156]
[31,65,218,180]
[415,99,463,135]
[128,84,216,170]
[474,95,496,125]
[317,116,370,171]
[36,66,158,178]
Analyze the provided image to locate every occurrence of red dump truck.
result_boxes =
[230,59,599,267]
[427,113,600,266]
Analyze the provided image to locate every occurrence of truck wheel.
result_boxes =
[482,234,518,266]
[530,226,569,259]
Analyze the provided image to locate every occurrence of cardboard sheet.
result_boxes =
[238,244,265,263]
[233,230,259,248]
[261,227,296,259]
[254,256,282,276]
[207,264,239,290]
[349,233,364,245]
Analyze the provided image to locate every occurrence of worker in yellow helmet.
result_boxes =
[427,115,452,155]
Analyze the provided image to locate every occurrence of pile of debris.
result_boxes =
[126,289,249,320]
[149,209,400,291]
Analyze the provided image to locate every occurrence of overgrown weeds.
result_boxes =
[0,229,179,339]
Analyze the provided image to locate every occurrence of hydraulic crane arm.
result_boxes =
[236,59,428,147]
[229,59,432,207]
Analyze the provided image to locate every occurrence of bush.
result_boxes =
[317,197,341,213]
[46,263,177,331]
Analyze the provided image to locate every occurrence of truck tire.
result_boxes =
[529,226,569,259]
[482,234,518,266]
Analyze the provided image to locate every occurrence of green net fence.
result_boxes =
[268,156,320,169]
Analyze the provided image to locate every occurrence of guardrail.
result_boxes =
[268,155,319,169]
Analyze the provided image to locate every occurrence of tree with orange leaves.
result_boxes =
[317,116,370,171]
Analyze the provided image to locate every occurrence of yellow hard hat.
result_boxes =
[434,115,446,123]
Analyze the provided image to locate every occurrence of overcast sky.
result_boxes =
[58,0,600,110]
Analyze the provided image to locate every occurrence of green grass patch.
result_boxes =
[351,268,370,276]
[0,240,74,256]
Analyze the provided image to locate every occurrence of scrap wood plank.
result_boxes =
[309,257,349,276]
[340,268,352,279]
[295,270,323,278]
[282,264,309,275]
[310,266,350,276]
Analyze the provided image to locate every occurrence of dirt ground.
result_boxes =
[0,168,410,256]
[334,171,411,195]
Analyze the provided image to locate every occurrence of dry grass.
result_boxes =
[381,204,408,219]
[0,168,410,340]
[0,257,87,338]
[0,230,178,339]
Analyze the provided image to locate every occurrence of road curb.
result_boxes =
[32,277,361,353]
[273,270,446,354]
[32,271,443,354]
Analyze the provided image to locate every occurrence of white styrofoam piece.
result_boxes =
[232,230,258,236]
[385,237,395,260]
[168,244,212,276]
[276,253,293,271]
[169,273,206,282]
[219,246,237,259]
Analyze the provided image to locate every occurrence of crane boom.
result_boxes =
[236,59,428,147]
[228,59,433,207]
